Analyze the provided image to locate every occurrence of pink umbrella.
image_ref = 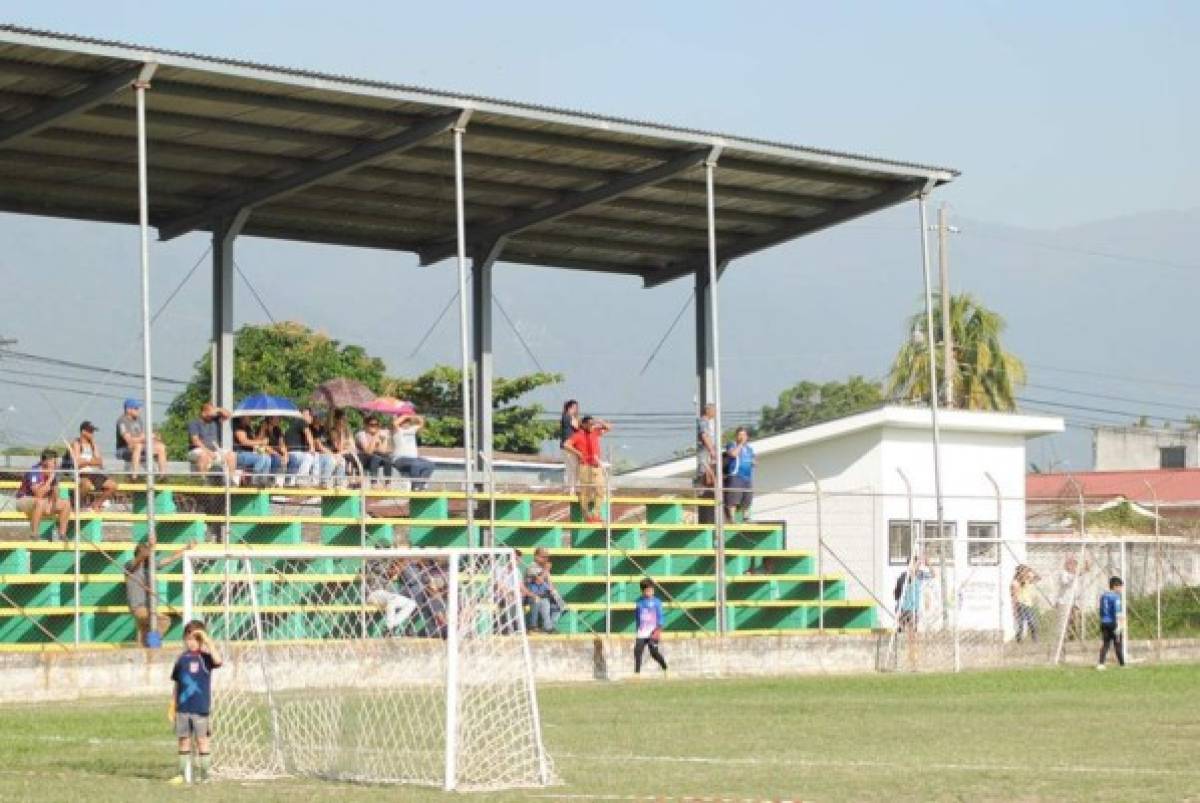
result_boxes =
[359,396,416,416]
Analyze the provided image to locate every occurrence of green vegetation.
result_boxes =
[754,375,882,437]
[1,664,1197,801]
[160,322,560,457]
[888,292,1026,411]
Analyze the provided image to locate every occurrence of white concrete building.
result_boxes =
[1093,425,1200,470]
[629,406,1063,634]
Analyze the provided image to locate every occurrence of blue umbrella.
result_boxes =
[232,393,302,418]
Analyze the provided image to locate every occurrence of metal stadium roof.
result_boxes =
[0,25,958,287]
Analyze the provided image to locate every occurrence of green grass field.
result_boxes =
[0,665,1197,802]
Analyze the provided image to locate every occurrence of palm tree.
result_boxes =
[887,293,1026,411]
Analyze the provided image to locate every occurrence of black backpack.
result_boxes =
[893,571,908,603]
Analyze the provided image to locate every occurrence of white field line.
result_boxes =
[558,752,1200,779]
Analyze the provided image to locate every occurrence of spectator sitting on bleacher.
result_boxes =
[310,410,347,487]
[526,547,565,633]
[229,416,273,485]
[124,541,189,646]
[284,408,317,486]
[116,399,167,479]
[65,421,117,511]
[390,412,434,489]
[326,409,358,481]
[355,416,394,484]
[16,448,69,540]
[257,416,288,485]
[186,403,238,478]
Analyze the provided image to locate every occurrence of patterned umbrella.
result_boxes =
[359,396,416,416]
[311,378,375,409]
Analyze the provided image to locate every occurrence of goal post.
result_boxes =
[181,547,554,791]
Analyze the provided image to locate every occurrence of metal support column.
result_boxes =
[472,241,504,477]
[451,111,476,542]
[134,63,160,645]
[694,268,715,409]
[212,210,248,449]
[703,148,727,634]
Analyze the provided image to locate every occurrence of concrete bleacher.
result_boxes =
[0,479,876,647]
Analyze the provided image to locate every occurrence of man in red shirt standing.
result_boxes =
[564,416,611,523]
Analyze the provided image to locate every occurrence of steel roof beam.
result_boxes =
[418,149,707,265]
[0,64,144,147]
[156,110,462,240]
[643,181,925,288]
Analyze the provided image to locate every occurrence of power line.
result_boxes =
[960,228,1200,274]
[0,365,169,393]
[1017,395,1187,426]
[0,350,188,386]
[0,376,171,406]
[1025,382,1200,414]
[1026,362,1200,393]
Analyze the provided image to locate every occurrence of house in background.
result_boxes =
[1093,425,1200,470]
[629,406,1063,633]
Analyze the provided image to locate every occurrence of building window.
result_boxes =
[968,521,999,566]
[922,521,957,566]
[1160,446,1186,469]
[888,520,916,565]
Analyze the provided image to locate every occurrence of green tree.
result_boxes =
[755,376,883,437]
[385,366,562,454]
[161,322,561,457]
[887,293,1026,411]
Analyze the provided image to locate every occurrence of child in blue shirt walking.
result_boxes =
[633,578,668,675]
[1097,576,1125,670]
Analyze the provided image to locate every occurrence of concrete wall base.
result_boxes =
[1,634,1197,705]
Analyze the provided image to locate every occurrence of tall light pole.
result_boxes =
[930,204,959,408]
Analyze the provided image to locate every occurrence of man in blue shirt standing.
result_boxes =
[1097,576,1125,670]
[723,427,756,523]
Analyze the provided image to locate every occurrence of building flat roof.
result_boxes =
[630,406,1064,478]
[0,25,957,287]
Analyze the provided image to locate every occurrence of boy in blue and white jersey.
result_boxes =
[1097,576,1125,670]
[169,622,223,783]
[633,578,667,675]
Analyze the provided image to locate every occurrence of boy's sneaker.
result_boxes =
[1096,664,1106,671]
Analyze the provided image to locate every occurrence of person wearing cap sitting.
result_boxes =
[15,449,70,539]
[115,399,167,479]
[66,421,117,511]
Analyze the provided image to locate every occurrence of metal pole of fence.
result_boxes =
[703,149,728,635]
[984,471,1004,653]
[1053,475,1088,665]
[134,63,161,648]
[802,465,824,633]
[66,446,81,647]
[1119,537,1131,663]
[604,445,613,638]
[451,113,476,549]
[1143,478,1162,659]
[893,468,917,669]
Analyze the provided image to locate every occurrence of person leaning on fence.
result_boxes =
[66,420,117,511]
[1055,554,1087,641]
[1097,576,1126,670]
[1011,565,1040,643]
[563,416,610,523]
[16,448,70,539]
[125,541,190,646]
[115,398,167,479]
[186,403,238,478]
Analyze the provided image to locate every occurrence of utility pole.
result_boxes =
[935,205,957,408]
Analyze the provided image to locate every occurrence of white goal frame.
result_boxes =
[181,546,553,791]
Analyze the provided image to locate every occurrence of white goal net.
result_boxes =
[181,547,555,791]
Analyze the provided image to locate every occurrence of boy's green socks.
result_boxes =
[197,752,211,781]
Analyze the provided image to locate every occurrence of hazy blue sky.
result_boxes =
[1,2,1197,471]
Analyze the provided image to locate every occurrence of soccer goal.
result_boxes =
[181,547,555,792]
